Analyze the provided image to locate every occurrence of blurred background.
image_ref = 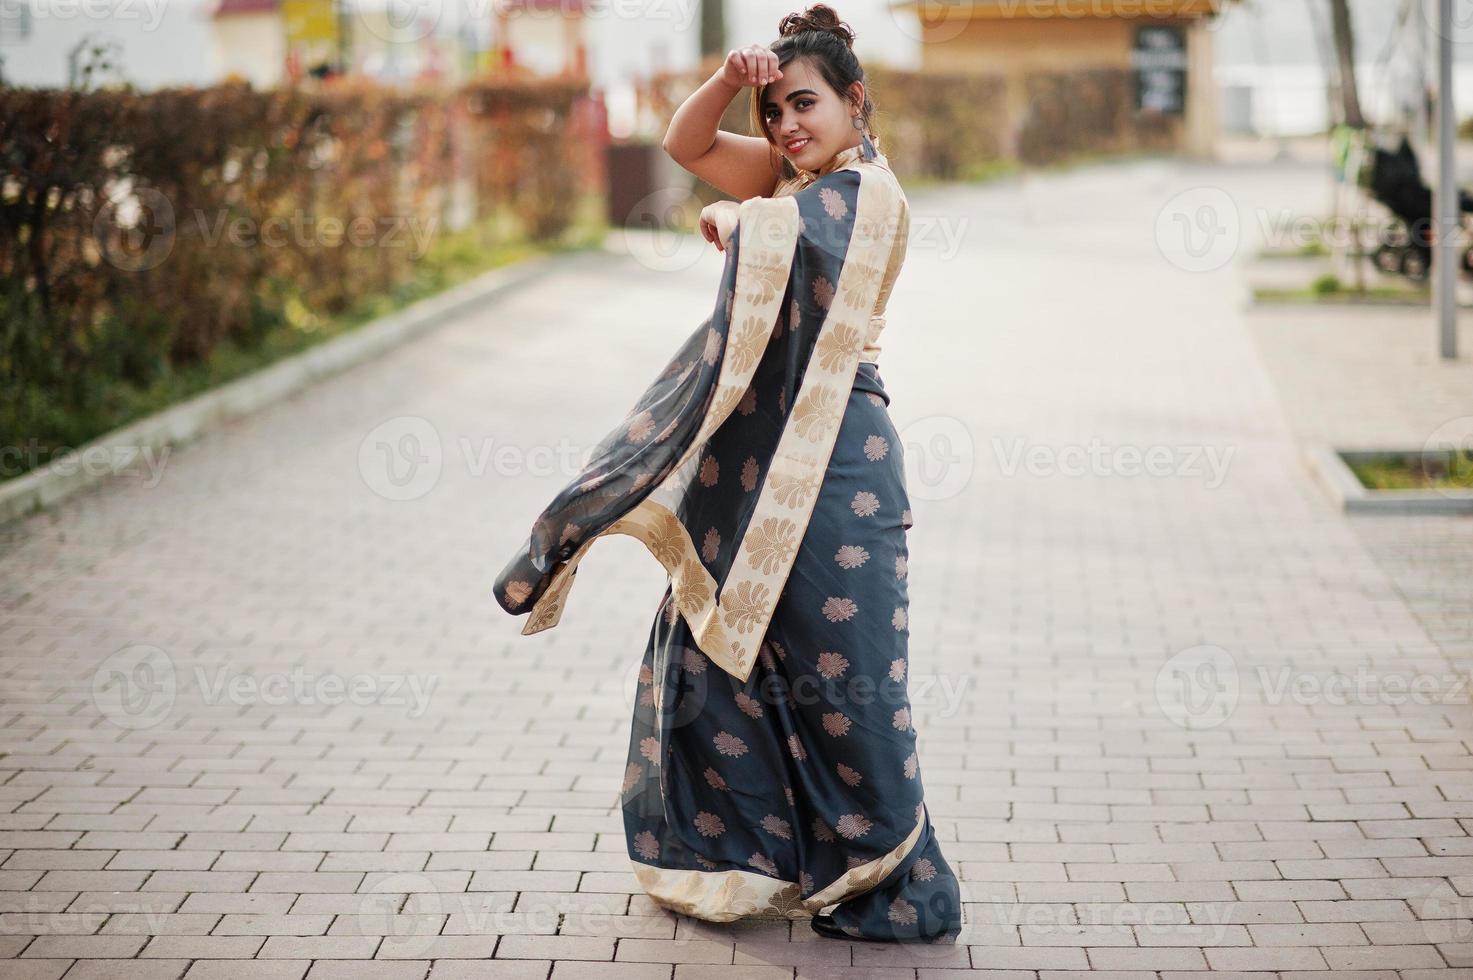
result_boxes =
[4,0,1469,490]
[0,0,1452,141]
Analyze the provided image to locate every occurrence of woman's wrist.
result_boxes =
[709,67,742,95]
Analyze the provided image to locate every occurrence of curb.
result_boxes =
[0,249,583,527]
[1305,444,1473,514]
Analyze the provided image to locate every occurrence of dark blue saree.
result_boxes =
[495,133,962,941]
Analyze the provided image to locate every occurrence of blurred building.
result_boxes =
[892,0,1221,158]
[353,6,451,85]
[487,0,587,77]
[211,0,285,88]
[1213,0,1458,139]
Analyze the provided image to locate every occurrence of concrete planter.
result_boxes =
[1306,445,1473,514]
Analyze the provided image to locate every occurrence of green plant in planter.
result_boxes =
[1347,451,1473,490]
[1311,272,1342,295]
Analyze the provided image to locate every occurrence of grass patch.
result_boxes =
[1253,283,1440,305]
[1258,239,1331,260]
[1345,451,1473,491]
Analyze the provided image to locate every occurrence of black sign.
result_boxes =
[1132,25,1188,115]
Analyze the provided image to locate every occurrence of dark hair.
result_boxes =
[750,4,875,180]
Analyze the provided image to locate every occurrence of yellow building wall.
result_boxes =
[921,16,1136,74]
[913,14,1218,160]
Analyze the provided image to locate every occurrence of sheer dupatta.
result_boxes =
[494,133,903,683]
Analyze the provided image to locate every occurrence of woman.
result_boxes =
[493,4,962,943]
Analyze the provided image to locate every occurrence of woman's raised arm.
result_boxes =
[662,46,784,202]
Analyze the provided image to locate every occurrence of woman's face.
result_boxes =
[761,56,862,172]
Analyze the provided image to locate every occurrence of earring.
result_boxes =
[851,114,865,131]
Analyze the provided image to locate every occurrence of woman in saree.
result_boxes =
[494,4,963,943]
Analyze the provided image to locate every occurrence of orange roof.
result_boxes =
[213,0,277,17]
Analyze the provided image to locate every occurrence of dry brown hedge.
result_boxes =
[0,77,597,421]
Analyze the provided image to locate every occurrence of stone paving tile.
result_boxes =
[2,152,1472,979]
[57,961,193,979]
[429,965,552,979]
[182,962,311,979]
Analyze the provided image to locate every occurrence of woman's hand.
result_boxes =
[720,44,783,89]
[699,201,740,252]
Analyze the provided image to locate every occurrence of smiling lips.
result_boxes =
[785,137,811,153]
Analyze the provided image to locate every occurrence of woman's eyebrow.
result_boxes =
[764,88,818,109]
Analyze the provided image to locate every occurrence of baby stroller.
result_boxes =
[1366,134,1473,282]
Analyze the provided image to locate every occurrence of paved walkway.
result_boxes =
[1,150,1471,978]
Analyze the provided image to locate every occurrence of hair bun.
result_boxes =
[777,4,855,48]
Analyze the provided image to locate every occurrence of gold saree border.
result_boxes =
[706,165,901,681]
[518,159,905,684]
[629,802,930,922]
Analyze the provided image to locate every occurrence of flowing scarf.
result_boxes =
[494,133,904,683]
